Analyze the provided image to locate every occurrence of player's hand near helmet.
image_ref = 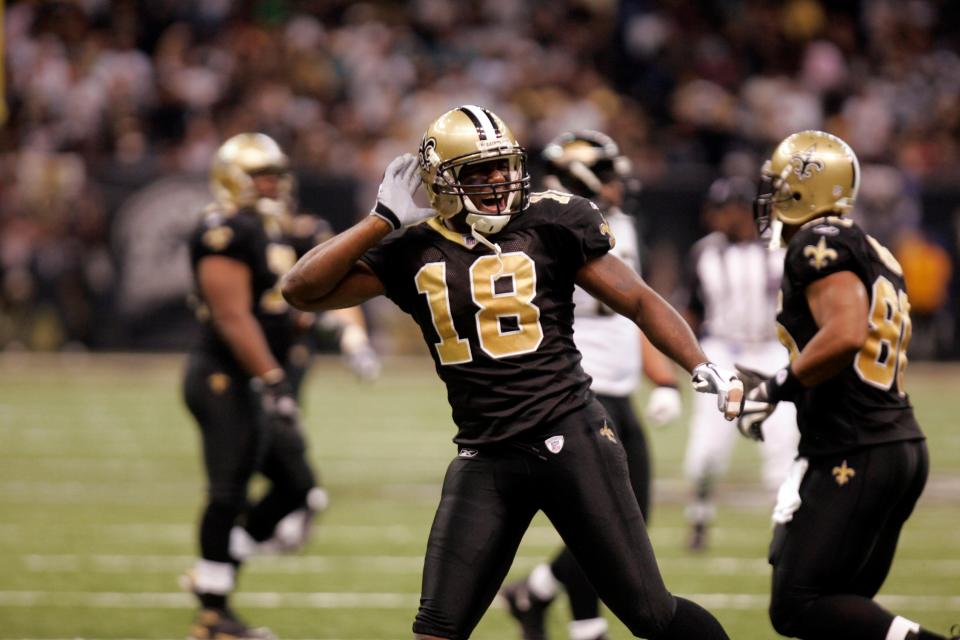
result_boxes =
[643,385,683,427]
[691,362,744,421]
[734,363,803,442]
[370,154,437,230]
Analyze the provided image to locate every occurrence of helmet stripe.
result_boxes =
[480,107,502,138]
[459,105,498,141]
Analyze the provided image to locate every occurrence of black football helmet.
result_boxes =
[541,130,632,198]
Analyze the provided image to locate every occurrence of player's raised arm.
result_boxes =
[282,154,435,311]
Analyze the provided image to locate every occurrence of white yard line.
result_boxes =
[0,590,957,612]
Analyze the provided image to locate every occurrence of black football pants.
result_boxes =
[550,393,653,621]
[768,439,929,639]
[183,353,316,564]
[413,400,675,639]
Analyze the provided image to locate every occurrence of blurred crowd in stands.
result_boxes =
[1,0,957,356]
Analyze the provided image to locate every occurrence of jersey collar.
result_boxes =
[426,217,482,250]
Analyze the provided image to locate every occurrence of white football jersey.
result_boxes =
[572,207,641,396]
[688,233,784,343]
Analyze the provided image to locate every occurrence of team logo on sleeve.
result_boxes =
[832,460,856,486]
[599,421,617,443]
[598,220,616,249]
[202,226,234,251]
[803,236,838,270]
[544,435,565,454]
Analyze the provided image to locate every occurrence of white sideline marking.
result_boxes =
[0,590,957,612]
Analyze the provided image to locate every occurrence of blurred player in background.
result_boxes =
[282,105,742,640]
[499,130,682,640]
[681,176,799,551]
[742,130,954,640]
[181,133,378,639]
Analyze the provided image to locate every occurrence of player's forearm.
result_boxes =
[212,310,282,379]
[282,216,391,310]
[791,326,861,386]
[641,333,679,386]
[634,290,708,374]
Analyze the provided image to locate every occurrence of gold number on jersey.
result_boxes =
[415,262,472,365]
[866,234,904,276]
[260,244,298,314]
[775,290,801,361]
[416,253,544,365]
[854,276,912,394]
[470,253,544,358]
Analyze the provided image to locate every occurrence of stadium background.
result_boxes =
[1,1,959,639]
[1,0,958,357]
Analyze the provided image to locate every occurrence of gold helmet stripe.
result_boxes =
[459,104,499,141]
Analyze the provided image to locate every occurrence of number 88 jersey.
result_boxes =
[361,192,615,445]
[777,216,923,457]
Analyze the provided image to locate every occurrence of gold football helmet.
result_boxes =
[210,132,293,213]
[417,105,529,235]
[755,130,860,247]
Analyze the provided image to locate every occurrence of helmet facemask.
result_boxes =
[428,147,529,235]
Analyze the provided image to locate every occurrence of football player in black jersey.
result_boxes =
[282,106,743,640]
[182,133,376,640]
[740,130,955,640]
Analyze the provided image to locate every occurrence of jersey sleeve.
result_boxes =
[359,229,414,310]
[558,196,616,268]
[785,219,863,288]
[189,212,256,264]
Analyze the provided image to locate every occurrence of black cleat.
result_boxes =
[500,580,553,640]
[188,608,276,640]
[687,522,708,552]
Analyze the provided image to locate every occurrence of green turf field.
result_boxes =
[1,354,957,639]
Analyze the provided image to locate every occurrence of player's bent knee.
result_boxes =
[768,592,806,637]
[622,593,675,638]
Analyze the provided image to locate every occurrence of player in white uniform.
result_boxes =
[500,131,683,640]
[682,177,799,551]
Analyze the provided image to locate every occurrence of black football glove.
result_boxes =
[251,374,300,431]
[734,364,802,442]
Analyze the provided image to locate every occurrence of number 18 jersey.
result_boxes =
[777,216,923,457]
[361,192,614,445]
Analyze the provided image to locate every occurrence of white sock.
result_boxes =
[886,616,921,640]
[569,617,608,640]
[228,526,258,562]
[528,563,560,601]
[193,559,235,595]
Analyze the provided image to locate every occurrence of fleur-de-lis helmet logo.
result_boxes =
[418,137,438,174]
[791,144,825,180]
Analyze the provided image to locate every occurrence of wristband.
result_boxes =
[766,366,803,403]
[371,202,401,230]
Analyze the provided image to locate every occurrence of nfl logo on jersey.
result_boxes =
[544,436,565,454]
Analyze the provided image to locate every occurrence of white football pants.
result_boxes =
[684,337,800,492]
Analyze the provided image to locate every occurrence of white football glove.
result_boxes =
[339,324,381,382]
[643,385,682,427]
[369,153,437,229]
[344,345,381,382]
[691,362,744,421]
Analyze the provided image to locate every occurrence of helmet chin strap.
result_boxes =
[467,220,505,278]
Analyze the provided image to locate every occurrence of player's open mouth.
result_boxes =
[478,192,507,213]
